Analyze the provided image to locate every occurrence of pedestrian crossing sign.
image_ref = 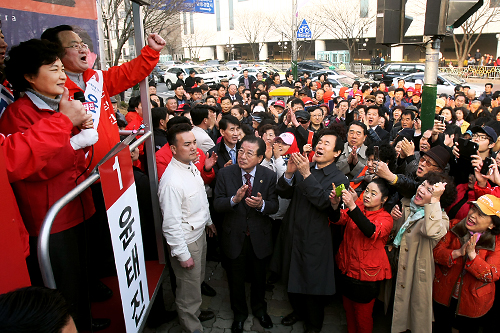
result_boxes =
[297,19,312,39]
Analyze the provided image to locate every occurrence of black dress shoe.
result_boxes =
[201,281,217,297]
[89,279,113,302]
[198,310,215,322]
[281,312,301,326]
[231,320,244,333]
[91,318,111,331]
[256,313,273,329]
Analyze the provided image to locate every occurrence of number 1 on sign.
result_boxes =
[113,155,123,190]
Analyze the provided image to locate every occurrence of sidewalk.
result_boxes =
[146,261,393,333]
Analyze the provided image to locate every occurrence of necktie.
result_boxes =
[229,149,236,164]
[244,173,252,198]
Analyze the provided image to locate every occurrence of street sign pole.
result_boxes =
[292,0,298,81]
[421,38,441,132]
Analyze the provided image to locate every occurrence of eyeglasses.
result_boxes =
[237,149,256,158]
[419,156,438,168]
[472,134,489,141]
[65,42,88,51]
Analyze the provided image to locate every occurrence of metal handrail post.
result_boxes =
[38,132,151,288]
[132,2,166,264]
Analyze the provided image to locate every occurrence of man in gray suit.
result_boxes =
[214,136,279,333]
[336,121,368,179]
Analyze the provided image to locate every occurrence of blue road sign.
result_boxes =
[297,19,312,39]
[185,0,215,14]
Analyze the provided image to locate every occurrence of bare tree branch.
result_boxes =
[234,10,273,60]
[101,0,190,66]
[452,0,500,67]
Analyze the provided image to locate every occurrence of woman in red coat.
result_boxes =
[433,194,500,333]
[0,39,99,330]
[329,178,393,333]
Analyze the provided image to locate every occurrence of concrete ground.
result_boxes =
[144,261,393,333]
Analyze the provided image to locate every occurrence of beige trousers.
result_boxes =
[169,234,207,333]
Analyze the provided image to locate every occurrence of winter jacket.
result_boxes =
[433,218,500,318]
[0,95,94,235]
[332,203,393,282]
[65,45,159,172]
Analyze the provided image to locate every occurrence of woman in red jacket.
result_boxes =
[0,39,100,330]
[329,178,393,333]
[433,194,500,333]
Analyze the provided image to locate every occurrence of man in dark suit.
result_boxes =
[366,105,389,144]
[226,84,243,102]
[208,115,241,184]
[214,136,279,333]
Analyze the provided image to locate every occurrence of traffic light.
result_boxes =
[424,0,484,36]
[376,0,413,45]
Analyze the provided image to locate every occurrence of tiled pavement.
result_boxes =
[145,261,393,333]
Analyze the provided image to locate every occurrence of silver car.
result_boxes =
[392,73,484,97]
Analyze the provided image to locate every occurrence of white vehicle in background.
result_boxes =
[212,65,239,79]
[325,75,357,96]
[392,72,484,97]
[236,66,285,80]
[163,65,218,90]
[225,60,250,70]
[203,65,233,83]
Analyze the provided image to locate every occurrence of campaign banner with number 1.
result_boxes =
[99,148,149,332]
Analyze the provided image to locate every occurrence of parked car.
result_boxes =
[225,60,250,70]
[163,65,218,90]
[205,60,224,66]
[150,65,165,83]
[236,66,285,80]
[203,66,232,83]
[159,60,182,68]
[309,69,340,81]
[364,63,425,82]
[392,72,483,97]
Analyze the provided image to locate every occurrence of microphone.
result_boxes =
[74,91,85,103]
[74,91,95,114]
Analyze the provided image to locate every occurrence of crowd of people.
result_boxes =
[2,19,500,333]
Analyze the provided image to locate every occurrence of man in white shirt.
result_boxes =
[190,105,216,153]
[158,123,217,333]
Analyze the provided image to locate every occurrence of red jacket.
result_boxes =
[65,46,159,171]
[156,143,215,184]
[333,203,393,281]
[433,218,500,318]
[0,95,95,235]
[445,183,477,221]
[474,181,500,198]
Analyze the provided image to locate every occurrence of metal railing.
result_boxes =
[37,132,152,288]
[438,65,500,79]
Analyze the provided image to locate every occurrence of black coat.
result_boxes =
[214,164,279,259]
[208,141,238,188]
[367,126,389,144]
[270,162,349,295]
[239,75,256,89]
[185,76,196,88]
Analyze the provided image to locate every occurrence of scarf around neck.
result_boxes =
[393,196,425,247]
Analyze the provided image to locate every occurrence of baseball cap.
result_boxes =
[422,145,450,170]
[295,110,311,121]
[253,105,266,113]
[469,195,500,218]
[274,100,286,108]
[275,133,300,155]
[110,97,117,103]
[415,79,423,85]
[407,87,415,92]
[471,125,498,142]
[301,97,314,105]
[220,78,229,82]
[275,132,295,145]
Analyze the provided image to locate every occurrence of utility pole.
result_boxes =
[421,38,441,131]
[292,0,298,80]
